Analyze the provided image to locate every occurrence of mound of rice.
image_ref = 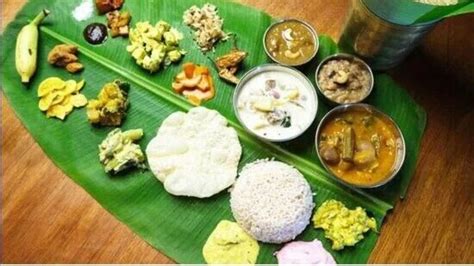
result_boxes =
[230,159,315,243]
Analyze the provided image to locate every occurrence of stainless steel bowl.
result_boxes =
[233,64,318,142]
[315,53,374,106]
[263,18,319,67]
[315,103,406,188]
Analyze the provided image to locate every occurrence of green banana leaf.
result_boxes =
[363,0,474,25]
[0,0,426,263]
[416,1,474,22]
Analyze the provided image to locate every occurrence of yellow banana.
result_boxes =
[15,9,50,84]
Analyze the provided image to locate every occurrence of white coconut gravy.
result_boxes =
[236,66,317,141]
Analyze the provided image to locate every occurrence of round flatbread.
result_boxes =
[146,107,242,198]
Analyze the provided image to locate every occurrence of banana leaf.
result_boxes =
[363,0,474,25]
[0,0,426,263]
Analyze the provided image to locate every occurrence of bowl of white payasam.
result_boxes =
[233,64,318,142]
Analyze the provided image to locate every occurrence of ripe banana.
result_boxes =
[15,9,50,84]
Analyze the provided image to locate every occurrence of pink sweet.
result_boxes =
[275,239,337,265]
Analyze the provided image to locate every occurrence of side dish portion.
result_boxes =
[313,199,377,250]
[183,3,228,52]
[87,80,129,127]
[106,10,131,37]
[212,42,247,84]
[38,77,87,120]
[202,220,259,264]
[275,239,336,264]
[172,62,215,106]
[127,21,185,72]
[99,128,146,174]
[48,44,84,73]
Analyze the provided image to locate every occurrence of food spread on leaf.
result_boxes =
[98,128,145,174]
[127,21,185,72]
[275,239,337,265]
[7,0,412,263]
[172,62,215,106]
[183,3,228,52]
[146,107,242,198]
[47,44,84,73]
[87,80,129,126]
[106,10,131,37]
[202,220,259,264]
[312,199,377,250]
[38,77,87,120]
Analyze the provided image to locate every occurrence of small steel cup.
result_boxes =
[263,18,319,67]
[315,53,374,106]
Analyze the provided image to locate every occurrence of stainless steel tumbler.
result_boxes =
[339,0,439,70]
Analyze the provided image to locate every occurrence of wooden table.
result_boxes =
[2,0,473,263]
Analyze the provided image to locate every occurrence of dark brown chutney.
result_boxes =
[84,23,108,45]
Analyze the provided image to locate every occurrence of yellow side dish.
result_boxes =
[86,80,129,126]
[37,77,87,120]
[127,21,185,72]
[312,199,376,250]
[202,220,259,264]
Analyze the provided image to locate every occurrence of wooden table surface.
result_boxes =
[2,0,473,263]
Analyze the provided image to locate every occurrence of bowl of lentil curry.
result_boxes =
[315,104,405,188]
[263,19,319,66]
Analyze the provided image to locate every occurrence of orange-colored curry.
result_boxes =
[318,109,399,186]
